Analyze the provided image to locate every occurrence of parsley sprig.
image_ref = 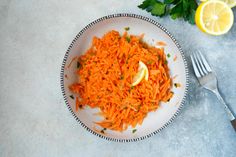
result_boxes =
[138,0,198,24]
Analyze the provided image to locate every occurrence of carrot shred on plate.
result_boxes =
[156,41,167,46]
[75,96,79,112]
[69,30,173,131]
[67,56,78,69]
[173,55,177,61]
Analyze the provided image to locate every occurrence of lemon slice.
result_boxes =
[139,61,149,81]
[195,0,234,35]
[132,61,149,86]
[200,0,236,8]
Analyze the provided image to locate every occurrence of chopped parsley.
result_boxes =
[69,95,74,99]
[147,60,153,64]
[77,62,81,68]
[124,27,130,31]
[101,128,107,134]
[167,53,171,58]
[126,36,131,43]
[174,83,181,88]
[132,129,137,133]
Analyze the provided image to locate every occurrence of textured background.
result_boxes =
[0,0,236,157]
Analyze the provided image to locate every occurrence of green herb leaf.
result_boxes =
[183,0,190,13]
[124,27,130,31]
[174,83,181,88]
[126,36,131,43]
[69,95,74,99]
[189,0,198,10]
[165,0,180,4]
[138,0,153,9]
[167,53,171,58]
[147,60,153,64]
[188,9,196,24]
[170,2,183,20]
[164,0,175,4]
[138,0,198,25]
[164,60,168,64]
[77,62,81,68]
[151,2,166,17]
[101,128,106,134]
[132,129,137,133]
[182,0,189,21]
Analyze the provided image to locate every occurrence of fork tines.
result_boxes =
[191,51,212,78]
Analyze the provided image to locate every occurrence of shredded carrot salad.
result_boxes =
[69,30,173,131]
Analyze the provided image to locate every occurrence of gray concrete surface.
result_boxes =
[0,0,236,157]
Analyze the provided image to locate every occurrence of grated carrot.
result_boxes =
[69,30,173,131]
[173,55,177,61]
[75,96,79,111]
[67,56,78,69]
[156,41,167,46]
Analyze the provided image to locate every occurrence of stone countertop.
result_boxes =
[0,0,235,157]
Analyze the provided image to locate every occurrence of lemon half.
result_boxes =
[200,0,236,8]
[195,0,234,35]
[217,0,236,7]
[132,61,149,86]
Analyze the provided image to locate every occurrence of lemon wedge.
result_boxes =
[200,0,236,8]
[132,61,149,86]
[139,61,149,81]
[195,0,234,35]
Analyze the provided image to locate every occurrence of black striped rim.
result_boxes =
[60,13,189,142]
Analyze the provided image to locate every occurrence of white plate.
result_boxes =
[60,14,189,142]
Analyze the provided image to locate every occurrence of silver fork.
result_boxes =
[191,51,236,132]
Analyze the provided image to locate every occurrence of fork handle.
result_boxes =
[213,89,236,132]
[231,119,236,132]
